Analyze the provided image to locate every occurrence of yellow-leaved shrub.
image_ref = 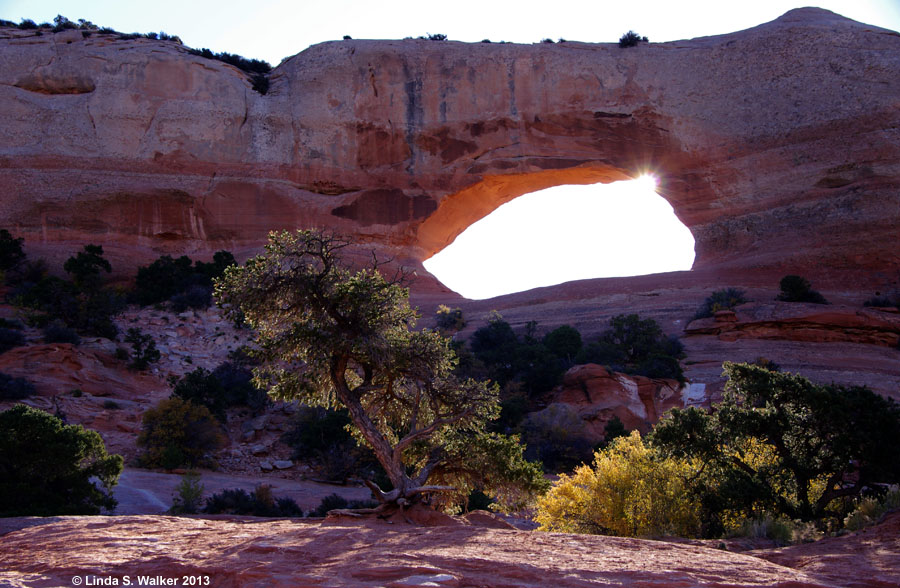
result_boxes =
[535,431,702,537]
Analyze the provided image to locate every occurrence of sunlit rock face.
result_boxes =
[0,8,898,290]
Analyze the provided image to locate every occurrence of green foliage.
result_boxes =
[535,431,703,536]
[169,471,204,515]
[169,363,266,421]
[521,403,595,472]
[863,293,900,309]
[0,327,25,354]
[43,320,81,345]
[777,275,828,304]
[306,493,379,517]
[138,397,225,469]
[435,304,466,332]
[186,48,271,94]
[10,244,123,339]
[215,230,545,510]
[602,415,628,445]
[63,244,111,288]
[125,327,160,370]
[618,31,648,47]
[420,33,448,41]
[203,485,303,517]
[0,229,25,272]
[281,406,383,483]
[651,363,900,527]
[468,315,571,398]
[542,325,582,363]
[132,251,235,308]
[0,372,35,399]
[694,288,748,319]
[577,314,684,381]
[0,404,123,516]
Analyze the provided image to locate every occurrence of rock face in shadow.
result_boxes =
[1,8,899,290]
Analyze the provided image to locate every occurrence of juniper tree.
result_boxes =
[215,230,546,512]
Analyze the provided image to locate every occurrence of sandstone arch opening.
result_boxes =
[422,178,695,299]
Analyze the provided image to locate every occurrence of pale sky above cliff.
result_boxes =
[3,1,899,299]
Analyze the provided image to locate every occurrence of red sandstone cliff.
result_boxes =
[0,8,898,289]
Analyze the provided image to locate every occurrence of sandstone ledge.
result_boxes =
[0,514,879,587]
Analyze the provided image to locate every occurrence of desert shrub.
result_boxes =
[0,404,123,516]
[170,367,227,420]
[521,403,595,472]
[466,315,576,399]
[43,321,81,345]
[541,38,554,43]
[0,372,35,399]
[535,431,703,537]
[0,318,22,330]
[124,327,160,370]
[169,471,204,515]
[777,275,828,304]
[843,486,900,532]
[0,327,25,354]
[601,415,628,447]
[0,229,25,272]
[422,33,447,41]
[619,31,648,48]
[10,251,123,338]
[864,293,900,309]
[137,397,225,469]
[282,406,384,483]
[577,314,684,381]
[132,251,236,308]
[17,19,38,30]
[170,364,266,419]
[733,515,794,545]
[132,255,195,306]
[203,486,303,517]
[694,288,748,319]
[542,325,583,363]
[186,48,271,94]
[435,304,466,332]
[306,493,379,517]
[63,244,111,288]
[169,284,213,313]
[652,363,900,528]
[52,14,77,32]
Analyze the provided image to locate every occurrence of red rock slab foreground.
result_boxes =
[0,515,851,588]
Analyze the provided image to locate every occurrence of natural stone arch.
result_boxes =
[416,165,669,262]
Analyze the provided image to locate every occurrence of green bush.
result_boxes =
[0,404,123,515]
[618,31,648,48]
[43,321,81,345]
[577,314,684,381]
[63,244,111,288]
[0,372,35,399]
[777,275,828,304]
[306,493,378,517]
[203,485,303,517]
[137,397,225,469]
[542,325,583,363]
[694,288,748,319]
[0,327,25,354]
[435,304,466,332]
[125,327,160,370]
[0,229,25,272]
[521,403,595,473]
[169,471,205,515]
[132,251,235,308]
[282,406,384,483]
[170,363,267,420]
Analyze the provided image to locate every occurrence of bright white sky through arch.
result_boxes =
[2,1,898,299]
[423,178,697,299]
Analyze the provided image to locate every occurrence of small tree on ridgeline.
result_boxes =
[215,230,547,513]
